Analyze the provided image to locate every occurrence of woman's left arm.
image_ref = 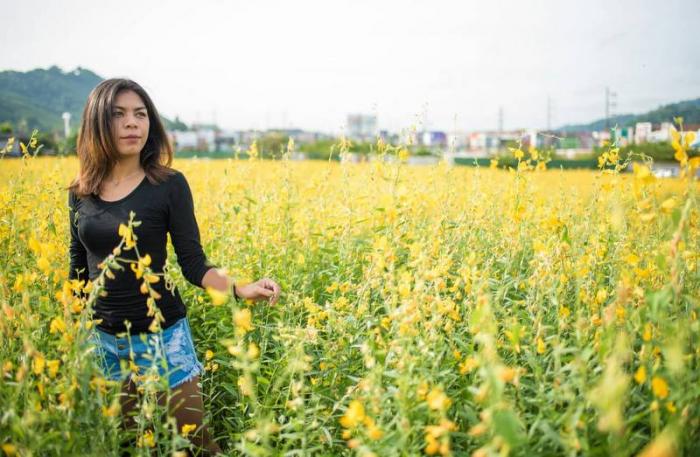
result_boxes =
[201,269,281,305]
[167,171,281,304]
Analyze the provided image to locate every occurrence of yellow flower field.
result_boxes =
[0,148,698,456]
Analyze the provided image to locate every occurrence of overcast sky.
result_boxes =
[2,0,699,133]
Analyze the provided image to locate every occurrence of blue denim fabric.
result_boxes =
[90,317,203,388]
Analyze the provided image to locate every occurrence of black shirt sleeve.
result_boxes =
[68,190,89,283]
[167,172,217,288]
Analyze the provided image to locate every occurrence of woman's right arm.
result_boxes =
[68,191,88,282]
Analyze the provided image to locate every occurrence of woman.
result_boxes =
[68,78,280,455]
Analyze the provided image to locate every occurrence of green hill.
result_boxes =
[558,98,700,132]
[0,66,186,134]
[0,66,101,132]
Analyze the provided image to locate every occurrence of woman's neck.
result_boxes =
[109,157,143,182]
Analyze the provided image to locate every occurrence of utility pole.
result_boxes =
[605,87,617,130]
[498,106,503,133]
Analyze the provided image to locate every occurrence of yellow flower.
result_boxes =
[237,375,254,397]
[637,429,676,457]
[689,156,700,172]
[426,386,451,411]
[425,434,440,455]
[1,443,17,456]
[47,359,60,378]
[340,400,365,429]
[536,337,546,355]
[234,308,254,333]
[416,381,429,400]
[633,163,655,184]
[37,256,51,273]
[205,350,214,361]
[247,342,260,360]
[468,423,488,437]
[181,423,197,436]
[367,422,383,440]
[660,197,677,214]
[12,274,24,293]
[138,429,155,448]
[102,402,120,417]
[634,366,647,384]
[33,354,45,375]
[130,262,144,279]
[499,366,517,384]
[206,287,229,306]
[651,376,669,399]
[141,253,151,266]
[595,289,608,305]
[144,273,159,284]
[459,357,479,374]
[50,317,67,334]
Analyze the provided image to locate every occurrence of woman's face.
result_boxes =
[111,89,150,159]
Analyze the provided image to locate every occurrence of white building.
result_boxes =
[347,114,377,141]
[647,122,673,143]
[171,129,217,152]
[634,122,652,143]
[172,131,198,150]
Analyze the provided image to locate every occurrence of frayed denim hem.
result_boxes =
[170,362,203,389]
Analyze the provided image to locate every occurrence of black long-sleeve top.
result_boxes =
[68,169,217,335]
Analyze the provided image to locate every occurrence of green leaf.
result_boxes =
[671,208,681,227]
[493,409,525,448]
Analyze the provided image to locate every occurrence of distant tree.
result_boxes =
[618,142,697,162]
[36,131,58,154]
[164,115,189,131]
[298,138,376,158]
[58,131,78,155]
[0,121,12,134]
[258,133,288,158]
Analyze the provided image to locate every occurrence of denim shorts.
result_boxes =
[89,317,203,389]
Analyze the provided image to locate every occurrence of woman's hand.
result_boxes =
[234,277,281,305]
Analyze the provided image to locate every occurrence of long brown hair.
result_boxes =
[68,78,174,197]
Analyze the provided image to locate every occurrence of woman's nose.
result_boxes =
[124,114,138,127]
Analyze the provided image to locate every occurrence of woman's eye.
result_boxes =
[113,112,123,117]
[137,112,147,118]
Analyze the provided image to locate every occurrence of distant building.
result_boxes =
[171,128,216,152]
[592,130,612,147]
[348,114,377,141]
[634,122,652,144]
[615,126,634,146]
[647,122,673,143]
[447,132,468,149]
[420,131,447,148]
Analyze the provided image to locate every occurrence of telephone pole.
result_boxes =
[605,87,617,130]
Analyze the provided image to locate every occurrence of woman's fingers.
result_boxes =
[269,280,281,304]
[254,278,281,304]
[256,285,274,297]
